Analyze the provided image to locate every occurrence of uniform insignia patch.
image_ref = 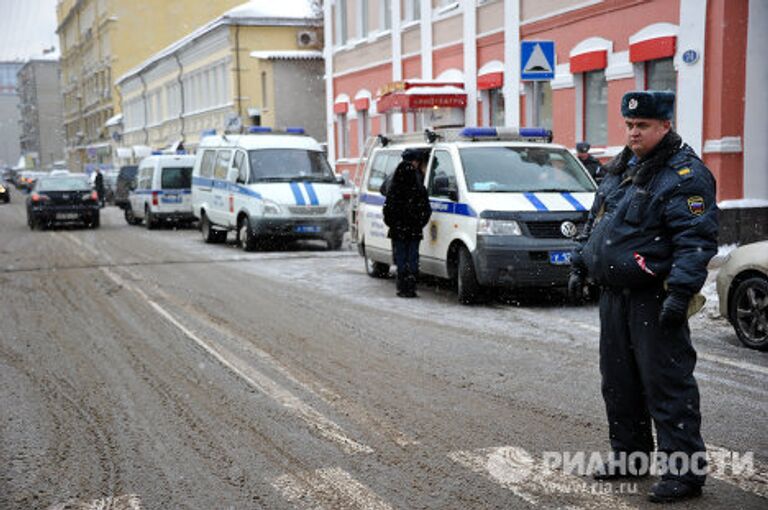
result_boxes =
[677,168,691,176]
[687,196,705,216]
[628,98,638,110]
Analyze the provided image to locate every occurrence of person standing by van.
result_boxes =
[93,168,105,208]
[383,149,432,298]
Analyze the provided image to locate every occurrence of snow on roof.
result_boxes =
[105,113,123,127]
[404,86,466,96]
[250,50,323,60]
[116,0,319,85]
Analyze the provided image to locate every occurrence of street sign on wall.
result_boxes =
[521,41,556,81]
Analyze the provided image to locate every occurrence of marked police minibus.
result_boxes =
[191,128,348,250]
[125,154,197,228]
[352,127,597,304]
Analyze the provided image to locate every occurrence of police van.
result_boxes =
[352,127,597,303]
[191,128,348,250]
[125,154,197,228]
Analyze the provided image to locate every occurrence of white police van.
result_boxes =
[191,128,348,250]
[126,154,197,228]
[352,127,597,303]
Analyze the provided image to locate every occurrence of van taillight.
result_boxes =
[152,191,159,206]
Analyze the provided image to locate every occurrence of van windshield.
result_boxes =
[459,147,596,193]
[248,149,335,183]
[161,167,193,189]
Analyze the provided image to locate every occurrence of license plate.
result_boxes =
[549,250,572,265]
[162,194,181,203]
[295,225,321,233]
[56,213,79,220]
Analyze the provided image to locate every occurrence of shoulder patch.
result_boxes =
[677,167,692,176]
[687,195,705,216]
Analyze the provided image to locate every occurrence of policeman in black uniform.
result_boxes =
[569,91,718,503]
[576,141,604,183]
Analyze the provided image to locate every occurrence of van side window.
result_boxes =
[200,150,216,178]
[232,151,247,183]
[428,151,457,197]
[367,152,398,192]
[214,150,232,180]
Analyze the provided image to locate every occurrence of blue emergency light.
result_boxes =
[249,126,272,133]
[458,126,553,142]
[286,127,305,134]
[519,128,551,138]
[151,150,162,155]
[201,128,217,138]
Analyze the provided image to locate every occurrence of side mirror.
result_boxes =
[336,174,347,186]
[447,189,459,202]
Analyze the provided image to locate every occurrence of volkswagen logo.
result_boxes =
[560,221,578,238]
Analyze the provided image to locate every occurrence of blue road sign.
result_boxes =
[521,41,555,81]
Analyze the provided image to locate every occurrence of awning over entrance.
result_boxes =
[376,81,467,113]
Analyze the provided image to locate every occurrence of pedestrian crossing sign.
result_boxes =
[521,41,555,81]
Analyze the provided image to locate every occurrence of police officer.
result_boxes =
[576,141,604,183]
[569,91,718,503]
[383,149,432,298]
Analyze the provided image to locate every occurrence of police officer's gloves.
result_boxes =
[659,292,690,329]
[568,272,586,302]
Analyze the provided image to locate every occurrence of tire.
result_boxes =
[145,207,156,230]
[201,213,226,244]
[124,207,141,225]
[728,276,768,351]
[363,244,389,278]
[238,216,258,252]
[457,246,483,305]
[327,235,344,251]
[88,212,100,229]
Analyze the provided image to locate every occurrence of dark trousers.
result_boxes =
[392,238,420,293]
[599,286,706,486]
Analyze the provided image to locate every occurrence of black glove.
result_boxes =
[568,272,585,301]
[659,292,690,329]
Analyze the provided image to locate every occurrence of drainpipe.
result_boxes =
[235,24,243,121]
[173,51,186,144]
[139,73,149,145]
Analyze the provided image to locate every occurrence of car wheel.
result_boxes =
[238,216,258,252]
[124,206,139,225]
[457,246,483,305]
[729,276,768,351]
[201,213,226,244]
[327,235,344,251]
[363,245,389,278]
[145,207,156,230]
[89,212,100,229]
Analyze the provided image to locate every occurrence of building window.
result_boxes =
[358,0,368,38]
[337,114,349,158]
[646,57,676,93]
[357,108,370,155]
[335,0,348,46]
[404,0,420,21]
[381,0,391,30]
[584,70,607,146]
[489,88,505,127]
[524,81,553,130]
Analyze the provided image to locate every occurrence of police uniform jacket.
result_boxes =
[383,162,432,240]
[572,131,718,297]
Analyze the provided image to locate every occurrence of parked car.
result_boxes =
[127,154,196,228]
[716,241,768,351]
[0,181,10,203]
[26,175,100,229]
[114,165,138,209]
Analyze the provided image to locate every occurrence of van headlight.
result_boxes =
[331,199,346,215]
[477,218,522,236]
[262,199,282,216]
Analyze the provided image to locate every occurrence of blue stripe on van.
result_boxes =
[192,176,262,199]
[359,193,385,206]
[523,192,548,211]
[290,182,306,205]
[304,182,319,205]
[561,192,587,211]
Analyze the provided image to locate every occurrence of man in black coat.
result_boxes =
[576,142,604,183]
[94,168,105,208]
[383,149,432,298]
[569,91,718,503]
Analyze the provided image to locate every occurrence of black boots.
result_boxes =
[648,480,703,503]
[396,273,417,298]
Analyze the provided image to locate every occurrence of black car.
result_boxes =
[0,181,9,203]
[114,165,138,209]
[26,176,100,229]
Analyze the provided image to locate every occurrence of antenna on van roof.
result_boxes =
[377,134,390,147]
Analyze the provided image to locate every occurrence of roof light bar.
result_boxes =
[249,126,273,133]
[285,127,305,134]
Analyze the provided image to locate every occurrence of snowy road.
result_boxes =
[0,201,765,509]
